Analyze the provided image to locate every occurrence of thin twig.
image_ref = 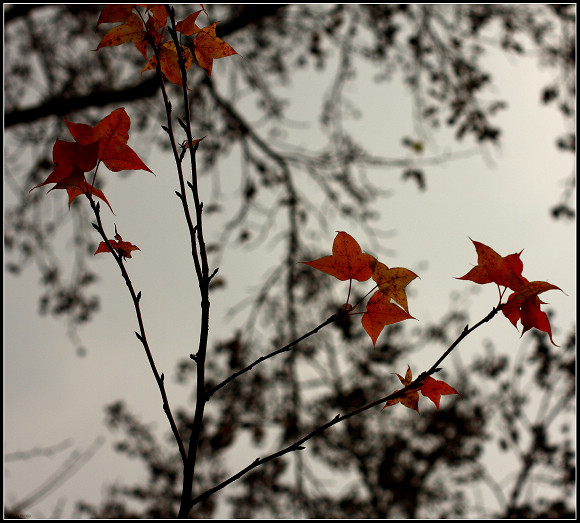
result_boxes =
[89,198,187,464]
[206,312,343,399]
[8,436,105,513]
[165,7,214,518]
[183,305,502,511]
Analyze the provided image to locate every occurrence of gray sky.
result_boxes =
[4,10,575,518]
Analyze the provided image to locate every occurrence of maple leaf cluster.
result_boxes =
[302,231,419,347]
[95,4,237,83]
[302,233,460,412]
[30,108,152,211]
[302,233,564,413]
[458,239,563,345]
[384,366,459,413]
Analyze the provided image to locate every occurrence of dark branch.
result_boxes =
[5,5,287,128]
[5,78,159,128]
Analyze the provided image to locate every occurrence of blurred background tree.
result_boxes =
[4,4,575,518]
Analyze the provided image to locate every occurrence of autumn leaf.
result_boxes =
[31,110,149,212]
[459,239,564,345]
[142,41,194,86]
[301,231,375,282]
[29,137,113,211]
[66,108,153,174]
[458,239,526,291]
[95,226,140,259]
[95,12,149,59]
[143,5,168,47]
[371,259,418,313]
[361,291,415,347]
[502,280,563,346]
[96,5,135,28]
[193,22,237,77]
[48,166,114,213]
[30,139,99,190]
[183,136,207,149]
[383,366,420,412]
[419,375,460,410]
[302,232,416,345]
[175,10,203,35]
[142,4,168,31]
[383,366,459,412]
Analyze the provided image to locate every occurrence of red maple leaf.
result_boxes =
[142,4,168,32]
[458,239,526,291]
[301,231,375,282]
[459,239,564,345]
[95,6,236,78]
[65,108,153,174]
[49,166,114,213]
[175,10,203,35]
[29,140,113,211]
[361,291,415,347]
[31,139,99,190]
[302,232,418,346]
[182,136,207,150]
[502,280,563,346]
[419,375,460,410]
[95,226,140,259]
[31,109,149,211]
[383,366,459,413]
[96,5,135,28]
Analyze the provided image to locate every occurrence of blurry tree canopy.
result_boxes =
[4,5,575,330]
[4,3,575,518]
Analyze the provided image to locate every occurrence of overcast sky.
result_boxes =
[4,11,575,518]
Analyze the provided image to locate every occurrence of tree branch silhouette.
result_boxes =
[185,305,504,512]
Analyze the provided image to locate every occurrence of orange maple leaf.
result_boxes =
[383,366,459,413]
[503,280,563,346]
[142,41,194,86]
[95,226,140,259]
[183,136,206,149]
[458,239,526,291]
[193,22,237,77]
[175,10,203,35]
[370,259,418,313]
[142,4,168,31]
[96,5,135,28]
[362,291,415,347]
[383,366,420,411]
[65,108,153,174]
[302,231,375,282]
[95,11,149,59]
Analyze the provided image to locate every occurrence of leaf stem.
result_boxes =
[350,283,379,312]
